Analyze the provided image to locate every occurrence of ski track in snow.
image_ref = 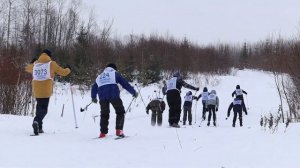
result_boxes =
[1,69,300,168]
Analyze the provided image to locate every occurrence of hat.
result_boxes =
[106,63,117,71]
[210,90,216,94]
[236,85,240,89]
[203,87,208,92]
[186,91,192,96]
[42,49,52,57]
[173,71,180,77]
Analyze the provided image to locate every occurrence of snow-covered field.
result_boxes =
[1,69,300,168]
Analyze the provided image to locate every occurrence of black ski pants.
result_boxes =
[33,98,50,129]
[183,106,192,123]
[167,90,181,125]
[233,110,243,126]
[202,100,207,120]
[151,110,163,126]
[207,105,216,123]
[100,98,125,134]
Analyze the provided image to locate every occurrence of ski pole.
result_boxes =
[70,85,78,128]
[193,91,198,124]
[135,84,147,107]
[125,97,136,114]
[80,102,92,112]
[246,95,249,110]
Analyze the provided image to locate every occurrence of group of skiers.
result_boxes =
[146,72,248,128]
[26,49,248,138]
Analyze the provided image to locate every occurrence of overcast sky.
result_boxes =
[81,0,300,44]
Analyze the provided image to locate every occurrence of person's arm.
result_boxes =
[180,79,198,91]
[227,103,233,117]
[53,61,71,76]
[197,94,202,100]
[216,96,219,111]
[25,64,34,74]
[116,72,136,96]
[242,90,248,95]
[232,91,235,97]
[146,102,151,114]
[91,83,98,100]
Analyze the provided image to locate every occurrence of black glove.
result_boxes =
[30,57,38,63]
[66,64,72,71]
[133,92,138,98]
[92,98,98,104]
[216,108,218,112]
[196,87,199,91]
[245,111,248,115]
[146,110,149,114]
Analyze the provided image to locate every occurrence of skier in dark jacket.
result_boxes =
[166,72,199,128]
[146,99,166,126]
[232,85,247,111]
[227,98,248,127]
[196,87,209,120]
[91,63,138,138]
[206,90,219,126]
[182,91,197,125]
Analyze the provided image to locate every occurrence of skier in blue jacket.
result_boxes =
[91,63,138,138]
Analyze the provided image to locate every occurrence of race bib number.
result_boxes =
[184,95,193,102]
[208,94,216,101]
[202,92,209,100]
[167,77,177,91]
[236,89,243,96]
[96,71,116,87]
[32,62,51,81]
[233,99,242,105]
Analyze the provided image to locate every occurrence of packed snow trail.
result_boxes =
[1,69,299,168]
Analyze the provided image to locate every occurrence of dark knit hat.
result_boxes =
[42,49,52,57]
[106,63,117,70]
[203,87,208,92]
[236,85,240,89]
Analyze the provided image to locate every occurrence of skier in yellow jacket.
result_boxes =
[25,49,71,135]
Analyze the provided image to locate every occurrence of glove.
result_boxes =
[133,92,138,98]
[196,87,199,91]
[30,57,38,64]
[245,111,248,115]
[92,98,98,104]
[216,108,218,112]
[66,64,72,71]
[146,110,149,114]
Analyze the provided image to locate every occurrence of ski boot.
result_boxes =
[207,122,210,126]
[171,123,180,128]
[213,121,216,127]
[183,122,186,125]
[189,122,192,125]
[32,121,39,135]
[99,133,106,138]
[116,129,125,138]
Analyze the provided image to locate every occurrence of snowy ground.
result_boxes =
[1,69,300,168]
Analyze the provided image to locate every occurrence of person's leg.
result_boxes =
[173,94,182,125]
[183,107,188,125]
[238,111,243,126]
[207,106,212,126]
[202,101,206,120]
[187,106,192,125]
[151,110,157,126]
[212,107,216,126]
[110,98,126,132]
[167,93,175,126]
[33,98,50,133]
[157,112,163,126]
[100,100,110,134]
[232,111,237,127]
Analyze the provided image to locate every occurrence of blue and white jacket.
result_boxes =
[91,67,136,100]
